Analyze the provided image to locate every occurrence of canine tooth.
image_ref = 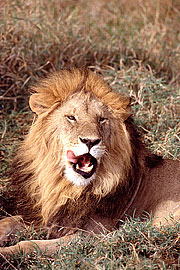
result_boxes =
[85,165,93,172]
[76,164,80,170]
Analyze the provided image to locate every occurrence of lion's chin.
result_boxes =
[65,166,96,186]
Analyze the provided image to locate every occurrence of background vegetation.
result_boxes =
[0,0,180,268]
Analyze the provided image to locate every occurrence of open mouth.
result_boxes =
[67,151,97,179]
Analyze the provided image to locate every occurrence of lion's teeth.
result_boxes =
[85,165,93,172]
[76,164,93,173]
[76,164,80,170]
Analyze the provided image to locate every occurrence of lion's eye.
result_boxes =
[99,117,107,123]
[66,115,76,121]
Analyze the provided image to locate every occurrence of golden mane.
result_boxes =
[30,68,130,118]
[8,68,135,227]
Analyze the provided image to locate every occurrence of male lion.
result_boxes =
[0,68,180,255]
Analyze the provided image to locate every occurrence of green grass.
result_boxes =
[0,0,180,268]
[0,217,180,269]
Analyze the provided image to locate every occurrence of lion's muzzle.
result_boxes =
[67,151,97,179]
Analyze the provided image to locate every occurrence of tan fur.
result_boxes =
[0,68,179,255]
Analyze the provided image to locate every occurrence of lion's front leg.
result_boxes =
[0,215,77,256]
[0,234,75,256]
[0,215,23,246]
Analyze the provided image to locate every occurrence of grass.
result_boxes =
[0,217,180,269]
[1,0,180,112]
[0,0,180,268]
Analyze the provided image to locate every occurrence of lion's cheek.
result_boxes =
[89,145,105,160]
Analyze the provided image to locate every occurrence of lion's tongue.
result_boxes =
[67,151,92,171]
[67,150,79,163]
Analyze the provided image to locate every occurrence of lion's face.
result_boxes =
[56,92,111,186]
[29,68,132,198]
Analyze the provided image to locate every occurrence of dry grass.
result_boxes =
[0,0,180,268]
[1,0,180,112]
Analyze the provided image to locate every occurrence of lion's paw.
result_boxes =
[0,216,23,246]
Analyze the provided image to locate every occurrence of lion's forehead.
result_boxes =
[60,92,110,119]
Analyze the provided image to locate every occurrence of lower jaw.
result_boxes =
[72,165,96,179]
[65,167,96,186]
[72,160,97,179]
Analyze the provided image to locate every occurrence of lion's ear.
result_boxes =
[119,96,132,121]
[29,94,49,115]
[123,97,132,120]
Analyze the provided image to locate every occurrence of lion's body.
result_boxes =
[0,68,180,254]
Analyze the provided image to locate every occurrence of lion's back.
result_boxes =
[128,159,180,225]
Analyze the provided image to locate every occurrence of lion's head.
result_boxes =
[12,68,133,224]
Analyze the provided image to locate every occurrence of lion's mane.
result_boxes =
[6,68,162,236]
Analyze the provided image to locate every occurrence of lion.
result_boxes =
[0,68,180,255]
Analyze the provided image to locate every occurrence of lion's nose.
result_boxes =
[79,137,101,150]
